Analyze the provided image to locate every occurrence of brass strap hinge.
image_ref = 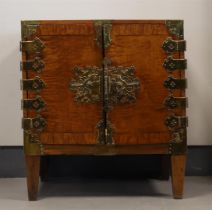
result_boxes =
[165,115,188,129]
[164,76,187,90]
[163,56,187,71]
[21,76,46,92]
[20,37,45,54]
[22,115,47,130]
[162,37,186,54]
[20,57,45,73]
[22,96,46,112]
[164,96,188,109]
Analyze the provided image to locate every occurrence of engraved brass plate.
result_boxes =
[20,37,45,54]
[165,115,188,129]
[108,66,140,104]
[69,66,102,103]
[164,76,187,90]
[22,96,46,112]
[21,57,45,73]
[162,37,186,54]
[163,56,187,71]
[22,115,47,130]
[164,96,188,109]
[21,76,46,92]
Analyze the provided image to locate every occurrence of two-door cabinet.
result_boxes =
[20,20,188,200]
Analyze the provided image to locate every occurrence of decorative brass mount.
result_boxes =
[163,56,187,72]
[22,96,46,112]
[22,115,47,131]
[21,21,40,40]
[69,61,140,144]
[164,76,187,90]
[21,57,45,73]
[165,115,188,129]
[164,96,188,109]
[165,20,184,39]
[69,65,140,105]
[69,66,102,103]
[20,37,45,54]
[21,76,46,92]
[162,37,186,54]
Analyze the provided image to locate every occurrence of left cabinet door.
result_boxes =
[21,20,103,145]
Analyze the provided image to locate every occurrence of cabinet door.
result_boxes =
[22,21,103,144]
[104,20,186,145]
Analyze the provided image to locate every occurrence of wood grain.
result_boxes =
[106,21,185,145]
[25,155,40,201]
[171,154,186,199]
[25,21,103,144]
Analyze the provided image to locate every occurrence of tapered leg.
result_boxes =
[25,155,40,201]
[171,154,186,199]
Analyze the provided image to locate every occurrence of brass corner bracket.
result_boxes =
[21,21,40,40]
[24,131,44,155]
[165,20,184,39]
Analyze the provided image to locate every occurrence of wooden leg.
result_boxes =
[25,155,40,201]
[171,154,186,199]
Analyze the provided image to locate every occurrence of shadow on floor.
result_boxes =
[39,178,170,199]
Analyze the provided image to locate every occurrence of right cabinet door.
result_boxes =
[104,20,186,145]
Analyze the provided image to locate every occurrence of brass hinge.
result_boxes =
[94,20,112,49]
[165,20,184,39]
[20,57,45,73]
[168,128,187,154]
[103,23,112,49]
[21,76,46,92]
[21,21,40,40]
[164,96,188,109]
[22,115,47,130]
[165,115,188,129]
[163,56,187,72]
[20,37,45,54]
[164,76,187,90]
[22,96,46,112]
[162,37,186,54]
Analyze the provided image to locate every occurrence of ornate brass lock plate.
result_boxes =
[69,66,102,103]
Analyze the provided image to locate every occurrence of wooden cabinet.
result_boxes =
[20,20,187,200]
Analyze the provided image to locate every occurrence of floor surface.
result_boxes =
[0,177,211,210]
